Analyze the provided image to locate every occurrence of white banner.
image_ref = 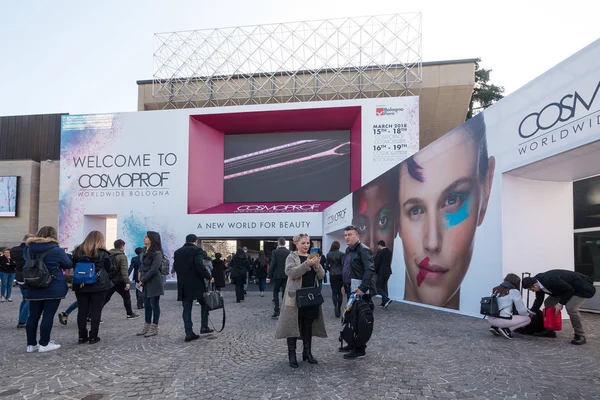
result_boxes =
[323,194,353,234]
[361,96,420,184]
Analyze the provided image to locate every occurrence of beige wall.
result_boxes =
[0,160,40,248]
[39,161,60,230]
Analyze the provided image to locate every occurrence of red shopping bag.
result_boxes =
[543,307,562,331]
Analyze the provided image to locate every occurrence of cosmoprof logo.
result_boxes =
[235,204,321,213]
[376,106,404,116]
[518,80,600,139]
[326,208,347,225]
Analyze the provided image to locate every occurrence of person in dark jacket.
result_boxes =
[105,239,139,319]
[523,270,596,345]
[173,234,213,341]
[128,247,144,309]
[23,226,73,353]
[136,231,165,338]
[71,231,115,344]
[211,253,226,290]
[254,251,268,297]
[374,240,393,308]
[340,225,376,359]
[326,241,345,318]
[268,237,290,318]
[11,233,34,328]
[231,248,249,303]
[0,248,18,302]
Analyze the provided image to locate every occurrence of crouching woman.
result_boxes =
[488,273,531,339]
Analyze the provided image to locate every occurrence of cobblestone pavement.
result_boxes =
[1,285,599,400]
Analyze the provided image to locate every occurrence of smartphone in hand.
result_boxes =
[309,247,319,260]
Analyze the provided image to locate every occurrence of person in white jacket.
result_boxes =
[488,273,531,340]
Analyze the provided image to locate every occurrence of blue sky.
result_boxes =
[1,0,598,116]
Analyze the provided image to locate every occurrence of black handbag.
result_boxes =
[203,284,225,332]
[203,289,224,311]
[296,286,324,309]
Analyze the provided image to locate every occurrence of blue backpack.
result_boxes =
[73,257,97,285]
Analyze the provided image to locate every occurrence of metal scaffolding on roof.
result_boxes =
[152,13,422,109]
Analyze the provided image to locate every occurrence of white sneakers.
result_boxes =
[26,345,39,353]
[39,341,61,352]
[27,341,61,353]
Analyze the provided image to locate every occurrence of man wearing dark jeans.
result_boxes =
[326,241,345,318]
[106,240,139,319]
[128,247,144,309]
[523,270,596,345]
[173,234,213,342]
[268,237,290,319]
[340,225,375,359]
[374,240,393,308]
[11,233,34,328]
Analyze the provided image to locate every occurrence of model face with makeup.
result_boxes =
[398,122,495,310]
[352,173,397,255]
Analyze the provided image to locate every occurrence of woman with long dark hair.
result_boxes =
[71,230,114,344]
[254,250,268,297]
[230,248,249,303]
[326,241,345,318]
[398,114,495,310]
[487,273,530,339]
[136,231,164,337]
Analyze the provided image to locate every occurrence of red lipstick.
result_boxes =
[416,257,448,286]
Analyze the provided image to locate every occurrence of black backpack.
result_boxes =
[339,298,374,349]
[480,295,500,318]
[22,248,55,289]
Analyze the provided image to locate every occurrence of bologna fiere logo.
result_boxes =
[376,106,404,116]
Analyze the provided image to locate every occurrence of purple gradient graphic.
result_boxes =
[122,211,179,280]
[59,115,119,246]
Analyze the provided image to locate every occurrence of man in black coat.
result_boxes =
[173,234,213,342]
[10,233,34,328]
[374,240,393,309]
[128,247,144,309]
[268,237,290,319]
[523,269,596,345]
[341,225,376,359]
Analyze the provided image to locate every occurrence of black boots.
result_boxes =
[287,338,298,368]
[288,319,318,367]
[301,319,318,364]
[334,300,341,318]
[572,335,587,345]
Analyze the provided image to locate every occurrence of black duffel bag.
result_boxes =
[202,284,225,332]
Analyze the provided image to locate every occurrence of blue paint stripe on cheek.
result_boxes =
[444,197,471,229]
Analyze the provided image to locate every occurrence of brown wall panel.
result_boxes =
[0,113,65,161]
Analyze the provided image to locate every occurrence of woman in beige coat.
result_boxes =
[274,233,327,368]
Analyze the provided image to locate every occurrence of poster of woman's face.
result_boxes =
[352,168,398,254]
[397,114,495,310]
